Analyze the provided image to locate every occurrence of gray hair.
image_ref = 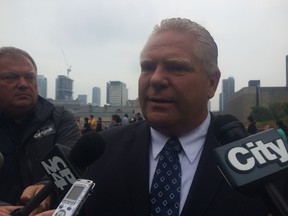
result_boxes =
[0,46,37,72]
[147,18,219,75]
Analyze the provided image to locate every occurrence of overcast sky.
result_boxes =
[1,0,288,110]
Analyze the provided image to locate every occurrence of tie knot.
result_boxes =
[164,137,182,153]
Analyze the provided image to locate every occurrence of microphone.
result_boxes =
[12,132,106,216]
[0,152,4,170]
[213,114,248,145]
[40,144,81,196]
[69,131,106,169]
[213,114,288,216]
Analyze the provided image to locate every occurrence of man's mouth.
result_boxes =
[15,93,32,98]
[149,98,174,103]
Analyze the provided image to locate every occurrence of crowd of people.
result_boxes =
[1,17,287,216]
[77,113,144,134]
[246,115,288,141]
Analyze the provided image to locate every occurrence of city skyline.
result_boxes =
[37,74,131,106]
[1,0,288,110]
[37,63,288,110]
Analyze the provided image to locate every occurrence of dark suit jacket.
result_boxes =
[83,120,269,216]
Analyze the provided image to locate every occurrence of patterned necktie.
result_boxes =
[150,137,182,216]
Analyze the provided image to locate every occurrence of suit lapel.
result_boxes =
[181,120,224,216]
[124,122,151,216]
[121,119,224,216]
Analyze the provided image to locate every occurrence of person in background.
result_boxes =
[110,114,122,127]
[82,117,92,134]
[247,115,257,135]
[135,112,143,121]
[263,124,270,131]
[0,46,81,215]
[129,117,136,123]
[88,114,96,130]
[122,114,129,125]
[96,117,103,132]
[75,116,82,131]
[275,120,288,142]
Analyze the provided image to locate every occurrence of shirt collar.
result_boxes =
[150,113,211,164]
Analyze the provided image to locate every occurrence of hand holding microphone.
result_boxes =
[12,132,106,216]
[20,184,52,216]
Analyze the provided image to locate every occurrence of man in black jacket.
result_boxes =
[0,47,81,215]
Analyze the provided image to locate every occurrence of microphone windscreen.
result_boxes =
[213,114,248,145]
[69,132,106,169]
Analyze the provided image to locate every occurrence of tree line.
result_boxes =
[250,101,288,125]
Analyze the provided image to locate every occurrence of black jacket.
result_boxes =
[83,119,269,216]
[0,96,81,205]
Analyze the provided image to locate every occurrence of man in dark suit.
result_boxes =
[36,18,270,216]
[82,18,269,216]
[83,121,269,216]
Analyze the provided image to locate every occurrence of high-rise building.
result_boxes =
[106,81,128,106]
[248,80,260,87]
[55,75,73,101]
[248,80,261,107]
[92,87,101,106]
[224,55,288,121]
[219,93,223,111]
[78,94,87,105]
[220,76,235,112]
[37,75,47,98]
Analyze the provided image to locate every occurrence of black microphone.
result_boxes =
[69,131,106,169]
[213,114,288,216]
[12,132,106,216]
[213,114,248,145]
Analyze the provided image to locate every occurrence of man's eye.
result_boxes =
[0,74,36,83]
[24,75,36,83]
[167,67,186,74]
[141,64,155,73]
[1,75,18,82]
[169,66,185,71]
[167,64,192,73]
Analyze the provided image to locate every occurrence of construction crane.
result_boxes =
[61,48,71,77]
[66,65,71,77]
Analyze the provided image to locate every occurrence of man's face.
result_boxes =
[139,31,220,136]
[0,55,38,115]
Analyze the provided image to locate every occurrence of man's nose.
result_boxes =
[150,65,169,87]
[17,76,29,88]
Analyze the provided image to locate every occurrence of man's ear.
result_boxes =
[208,70,221,99]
